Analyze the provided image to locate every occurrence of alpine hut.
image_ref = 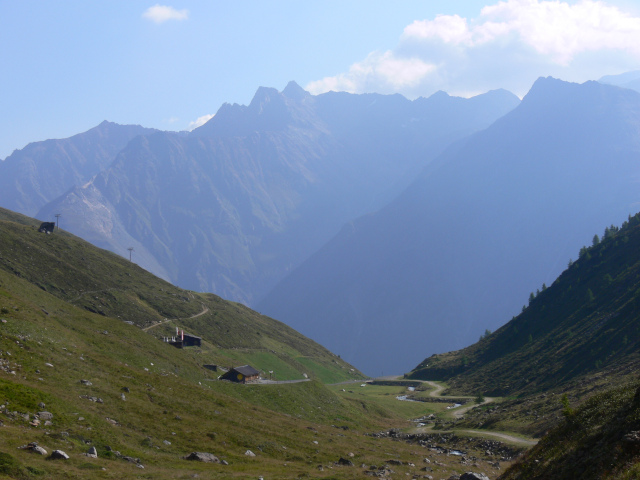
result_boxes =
[221,365,261,384]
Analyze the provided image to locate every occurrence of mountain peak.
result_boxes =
[249,86,281,109]
[282,81,310,101]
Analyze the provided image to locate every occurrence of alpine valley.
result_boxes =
[2,74,640,479]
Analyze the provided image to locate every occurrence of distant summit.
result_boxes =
[282,81,310,101]
[599,70,640,94]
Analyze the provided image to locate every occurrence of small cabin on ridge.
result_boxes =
[221,365,260,384]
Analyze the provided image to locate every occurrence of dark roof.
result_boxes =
[233,365,260,377]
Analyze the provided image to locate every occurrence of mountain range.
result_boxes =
[4,76,640,377]
[258,77,640,375]
[29,82,519,307]
[0,121,157,216]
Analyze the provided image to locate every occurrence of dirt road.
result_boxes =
[142,303,210,332]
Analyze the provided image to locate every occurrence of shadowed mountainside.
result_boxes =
[258,77,640,375]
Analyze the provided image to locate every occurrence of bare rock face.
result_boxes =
[184,452,220,463]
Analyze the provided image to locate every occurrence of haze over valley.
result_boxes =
[3,2,640,478]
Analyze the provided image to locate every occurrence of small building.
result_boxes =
[182,334,201,347]
[221,365,261,384]
[162,328,201,348]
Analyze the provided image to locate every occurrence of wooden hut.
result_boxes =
[221,365,260,383]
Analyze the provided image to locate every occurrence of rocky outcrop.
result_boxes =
[184,452,220,463]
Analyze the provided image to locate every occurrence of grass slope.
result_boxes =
[409,212,640,397]
[0,207,361,384]
[501,380,640,480]
[405,212,640,445]
[0,207,511,479]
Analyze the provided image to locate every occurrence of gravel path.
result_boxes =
[142,303,210,332]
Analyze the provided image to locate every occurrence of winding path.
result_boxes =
[377,376,538,446]
[142,303,210,332]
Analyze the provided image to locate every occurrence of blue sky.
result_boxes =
[2,0,640,160]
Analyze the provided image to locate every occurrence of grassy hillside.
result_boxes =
[0,207,512,478]
[405,212,640,442]
[500,380,640,480]
[0,207,361,383]
[409,212,640,395]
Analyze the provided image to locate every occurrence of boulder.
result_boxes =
[460,473,490,480]
[86,446,98,458]
[49,450,69,460]
[184,452,220,463]
[337,457,354,466]
[38,411,53,420]
[245,450,256,457]
[33,446,47,456]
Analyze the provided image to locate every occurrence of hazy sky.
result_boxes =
[2,0,640,159]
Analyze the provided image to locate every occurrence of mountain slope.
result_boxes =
[37,82,520,305]
[409,212,640,397]
[0,208,448,479]
[0,121,157,216]
[500,381,640,480]
[0,207,362,383]
[257,77,640,375]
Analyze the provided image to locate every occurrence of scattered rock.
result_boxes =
[86,446,98,458]
[49,450,69,460]
[120,393,126,401]
[33,446,47,455]
[460,473,490,480]
[221,459,229,465]
[80,379,92,386]
[19,442,47,455]
[38,402,45,409]
[38,411,53,420]
[245,450,256,457]
[337,457,354,466]
[184,452,220,463]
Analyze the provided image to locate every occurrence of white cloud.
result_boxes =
[307,51,435,95]
[142,4,189,24]
[307,0,640,98]
[188,114,214,131]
